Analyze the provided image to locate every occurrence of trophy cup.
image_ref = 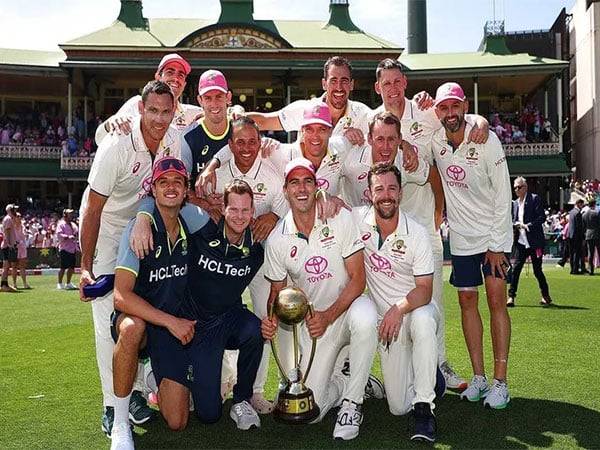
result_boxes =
[269,286,320,423]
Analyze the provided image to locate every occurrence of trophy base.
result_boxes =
[273,390,320,424]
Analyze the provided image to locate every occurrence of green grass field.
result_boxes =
[1,266,599,449]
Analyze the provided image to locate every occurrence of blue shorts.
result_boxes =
[450,252,512,288]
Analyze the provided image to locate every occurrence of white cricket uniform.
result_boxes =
[354,206,438,414]
[340,145,430,207]
[95,95,202,144]
[80,117,181,407]
[372,101,449,364]
[215,156,291,393]
[263,208,378,419]
[279,95,372,136]
[429,115,513,256]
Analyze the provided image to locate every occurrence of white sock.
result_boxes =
[114,393,131,426]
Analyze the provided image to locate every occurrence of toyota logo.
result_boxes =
[316,178,329,190]
[446,165,466,181]
[369,253,391,270]
[305,256,328,275]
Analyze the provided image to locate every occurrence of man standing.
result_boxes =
[1,204,18,293]
[430,82,513,409]
[354,162,441,442]
[568,199,585,274]
[95,54,200,144]
[56,208,79,290]
[583,198,600,275]
[261,158,378,440]
[79,80,179,436]
[507,177,553,307]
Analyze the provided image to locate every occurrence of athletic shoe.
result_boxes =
[506,297,515,307]
[333,399,363,440]
[410,402,436,443]
[483,379,510,409]
[250,392,275,414]
[1,284,18,293]
[229,400,260,430]
[65,282,77,290]
[364,374,385,400]
[434,366,447,399]
[22,284,32,289]
[110,422,134,450]
[128,390,155,425]
[439,361,467,391]
[540,296,553,307]
[56,283,64,290]
[460,375,489,402]
[101,406,115,437]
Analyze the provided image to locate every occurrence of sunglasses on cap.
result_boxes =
[156,158,186,172]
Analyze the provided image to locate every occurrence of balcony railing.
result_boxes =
[503,142,561,157]
[61,156,93,170]
[0,145,61,159]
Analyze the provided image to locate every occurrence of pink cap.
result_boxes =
[434,82,466,106]
[198,70,229,96]
[157,53,191,76]
[284,157,316,181]
[301,102,332,128]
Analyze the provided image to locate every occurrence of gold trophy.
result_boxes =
[269,286,320,423]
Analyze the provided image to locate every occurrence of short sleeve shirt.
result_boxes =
[263,208,364,311]
[353,206,434,316]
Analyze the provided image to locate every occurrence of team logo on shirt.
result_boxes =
[445,165,468,189]
[163,147,171,156]
[410,122,423,138]
[256,183,266,193]
[175,115,187,128]
[181,240,188,256]
[316,178,329,190]
[209,239,220,247]
[201,145,209,156]
[465,147,479,166]
[368,253,395,279]
[319,226,337,249]
[304,256,333,283]
[155,246,162,259]
[132,162,141,174]
[321,226,330,238]
[342,116,353,129]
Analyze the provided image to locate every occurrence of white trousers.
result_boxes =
[431,246,447,365]
[380,303,438,416]
[299,295,378,421]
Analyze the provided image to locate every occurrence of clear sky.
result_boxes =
[0,0,575,53]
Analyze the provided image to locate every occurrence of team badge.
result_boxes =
[201,145,209,156]
[242,246,250,257]
[394,239,405,251]
[181,240,188,256]
[343,116,353,128]
[209,239,220,247]
[155,246,162,259]
[321,226,330,238]
[186,365,194,382]
[256,183,266,193]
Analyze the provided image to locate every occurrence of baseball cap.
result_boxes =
[284,157,316,181]
[151,157,188,184]
[63,208,74,216]
[198,69,229,96]
[434,82,466,106]
[157,53,191,76]
[301,102,332,128]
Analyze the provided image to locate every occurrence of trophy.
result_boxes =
[269,286,320,423]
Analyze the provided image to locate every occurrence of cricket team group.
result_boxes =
[78,52,514,449]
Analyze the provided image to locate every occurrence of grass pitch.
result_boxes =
[1,266,599,449]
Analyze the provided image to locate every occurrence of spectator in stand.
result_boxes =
[583,198,600,275]
[1,124,11,145]
[12,212,31,289]
[56,208,78,290]
[1,204,19,293]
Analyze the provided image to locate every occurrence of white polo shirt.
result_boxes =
[95,95,202,144]
[216,156,288,219]
[430,114,513,255]
[81,116,181,236]
[263,208,364,311]
[279,95,372,136]
[353,206,434,315]
[340,145,430,207]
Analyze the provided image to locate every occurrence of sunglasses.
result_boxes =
[514,185,525,191]
[156,158,186,172]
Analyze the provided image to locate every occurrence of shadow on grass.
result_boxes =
[133,394,599,449]
[512,305,590,310]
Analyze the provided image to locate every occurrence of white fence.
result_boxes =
[61,157,93,170]
[503,142,561,156]
[0,145,61,159]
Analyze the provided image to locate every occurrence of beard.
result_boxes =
[441,113,464,133]
[374,198,398,219]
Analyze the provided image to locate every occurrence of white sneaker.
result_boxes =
[364,374,385,400]
[440,361,467,390]
[333,399,363,440]
[56,283,64,290]
[110,422,134,450]
[460,375,489,402]
[229,400,260,430]
[65,282,77,290]
[483,379,510,409]
[250,392,275,414]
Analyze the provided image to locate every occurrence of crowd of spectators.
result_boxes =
[490,104,555,144]
[0,108,102,157]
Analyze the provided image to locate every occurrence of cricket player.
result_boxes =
[79,80,181,436]
[430,82,513,409]
[261,158,379,441]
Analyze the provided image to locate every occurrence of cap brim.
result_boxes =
[300,118,332,128]
[434,95,466,106]
[285,166,316,181]
[153,169,188,183]
[198,86,228,96]
[159,59,191,76]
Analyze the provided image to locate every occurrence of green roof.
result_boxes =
[0,48,66,68]
[507,155,570,177]
[62,18,399,49]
